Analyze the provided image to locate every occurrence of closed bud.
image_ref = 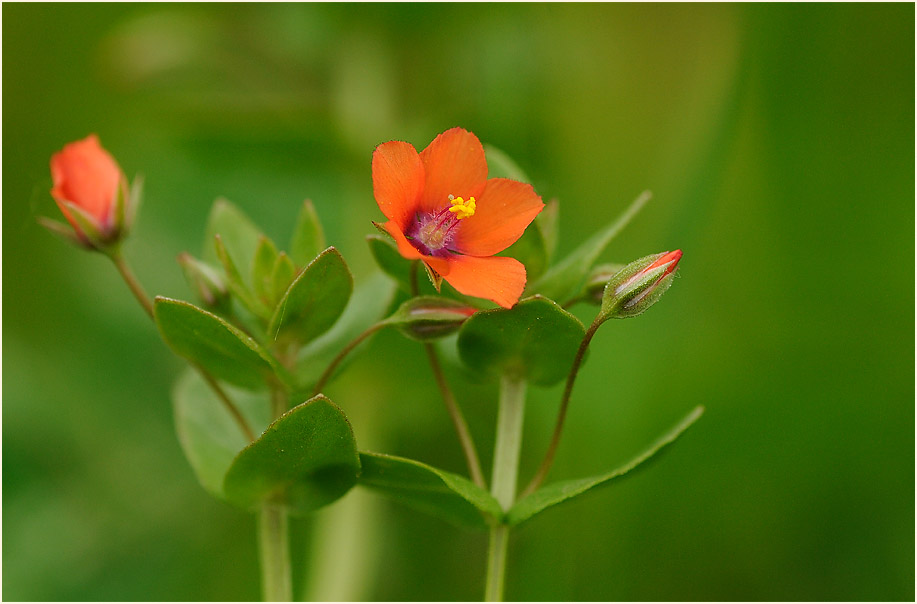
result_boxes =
[45,135,137,252]
[178,253,230,311]
[385,296,477,341]
[600,250,682,320]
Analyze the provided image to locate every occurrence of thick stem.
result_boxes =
[423,343,486,488]
[485,374,527,602]
[491,375,527,509]
[520,319,601,498]
[110,251,153,319]
[258,502,291,602]
[312,322,386,396]
[485,524,510,602]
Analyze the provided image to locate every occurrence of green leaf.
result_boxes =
[223,395,360,515]
[536,198,559,261]
[501,221,549,282]
[173,370,271,498]
[202,198,265,267]
[457,296,585,386]
[507,406,704,526]
[289,200,326,267]
[358,451,502,529]
[215,234,267,319]
[367,234,414,292]
[527,190,651,302]
[267,247,353,345]
[251,236,280,306]
[294,271,394,392]
[154,296,277,389]
[484,144,532,182]
[270,252,297,304]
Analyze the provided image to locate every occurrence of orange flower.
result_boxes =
[50,134,128,244]
[372,128,544,308]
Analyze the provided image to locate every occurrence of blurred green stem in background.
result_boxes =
[259,502,291,602]
[486,374,527,601]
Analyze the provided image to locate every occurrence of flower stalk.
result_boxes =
[485,374,527,601]
[258,502,291,602]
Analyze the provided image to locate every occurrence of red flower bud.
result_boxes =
[48,135,130,249]
[600,250,682,319]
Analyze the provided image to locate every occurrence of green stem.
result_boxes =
[423,343,486,488]
[199,368,257,442]
[258,502,291,602]
[520,318,600,499]
[108,250,256,441]
[485,525,510,602]
[485,374,527,601]
[312,322,387,396]
[110,250,153,319]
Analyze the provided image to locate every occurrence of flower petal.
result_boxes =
[381,220,424,261]
[418,128,488,214]
[50,134,122,223]
[372,140,424,230]
[441,255,527,309]
[452,178,545,256]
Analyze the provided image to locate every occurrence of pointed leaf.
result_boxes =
[528,190,651,302]
[251,236,280,305]
[202,198,265,266]
[271,252,297,304]
[367,234,414,292]
[215,234,268,319]
[457,296,585,386]
[500,221,548,282]
[223,395,360,515]
[536,198,559,261]
[358,451,502,529]
[507,406,704,526]
[484,144,532,183]
[173,370,271,497]
[268,247,353,345]
[289,200,326,267]
[154,296,277,389]
[294,271,394,392]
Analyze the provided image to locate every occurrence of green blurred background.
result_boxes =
[3,3,913,601]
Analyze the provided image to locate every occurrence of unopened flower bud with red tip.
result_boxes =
[385,296,477,341]
[600,250,682,320]
[43,135,135,251]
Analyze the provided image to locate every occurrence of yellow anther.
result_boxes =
[448,196,476,219]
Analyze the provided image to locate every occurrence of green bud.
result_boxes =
[178,253,230,310]
[386,296,477,341]
[600,250,682,320]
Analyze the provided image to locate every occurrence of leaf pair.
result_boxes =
[174,370,360,515]
[357,406,703,529]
